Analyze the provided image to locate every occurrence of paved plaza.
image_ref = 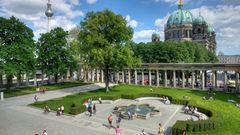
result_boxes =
[0,83,197,135]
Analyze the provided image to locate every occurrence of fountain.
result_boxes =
[113,103,161,120]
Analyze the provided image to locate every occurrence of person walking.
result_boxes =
[108,114,113,128]
[116,114,122,126]
[158,123,164,135]
[115,125,121,135]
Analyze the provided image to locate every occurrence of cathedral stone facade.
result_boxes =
[164,0,216,53]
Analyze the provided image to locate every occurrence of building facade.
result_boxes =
[218,55,240,64]
[152,32,160,42]
[164,0,216,53]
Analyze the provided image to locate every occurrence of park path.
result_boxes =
[0,83,137,135]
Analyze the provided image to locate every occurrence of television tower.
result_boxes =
[45,0,53,32]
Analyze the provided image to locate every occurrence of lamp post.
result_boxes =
[45,0,53,32]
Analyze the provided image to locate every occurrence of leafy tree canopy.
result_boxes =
[37,27,77,83]
[0,16,35,88]
[78,9,141,92]
[131,41,218,63]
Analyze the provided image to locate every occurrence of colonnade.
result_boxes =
[80,63,240,93]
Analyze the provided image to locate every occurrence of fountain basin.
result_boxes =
[113,104,161,120]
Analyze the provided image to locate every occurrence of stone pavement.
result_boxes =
[0,83,198,135]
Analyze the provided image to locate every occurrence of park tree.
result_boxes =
[36,27,77,83]
[132,41,218,63]
[0,16,35,89]
[78,10,140,92]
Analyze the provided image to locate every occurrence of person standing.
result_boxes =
[115,125,121,135]
[41,129,47,135]
[108,114,113,128]
[93,103,96,114]
[158,123,164,135]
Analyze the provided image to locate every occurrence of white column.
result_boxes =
[148,70,152,86]
[173,70,176,88]
[134,69,138,85]
[212,71,216,88]
[201,70,205,90]
[223,71,227,91]
[0,92,3,101]
[128,70,131,84]
[156,70,159,86]
[116,72,119,83]
[96,69,99,82]
[182,71,185,88]
[164,70,167,87]
[34,74,37,86]
[122,71,125,83]
[101,70,104,82]
[191,71,195,89]
[141,70,144,85]
[236,72,239,93]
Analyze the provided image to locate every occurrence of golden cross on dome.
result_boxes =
[179,0,184,5]
[178,0,184,9]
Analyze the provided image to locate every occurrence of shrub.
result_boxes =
[69,107,81,115]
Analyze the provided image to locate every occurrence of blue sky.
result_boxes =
[0,0,240,55]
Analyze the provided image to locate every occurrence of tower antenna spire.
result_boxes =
[178,0,184,10]
[45,0,53,32]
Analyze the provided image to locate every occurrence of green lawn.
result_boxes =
[2,81,90,98]
[31,85,240,135]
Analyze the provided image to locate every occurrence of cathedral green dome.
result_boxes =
[167,9,194,28]
[194,15,206,24]
[207,26,215,33]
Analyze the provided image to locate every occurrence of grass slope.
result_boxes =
[31,85,240,135]
[2,81,90,98]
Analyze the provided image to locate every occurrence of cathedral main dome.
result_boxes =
[167,9,194,28]
[164,0,216,53]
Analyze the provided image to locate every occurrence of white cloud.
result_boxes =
[190,5,240,54]
[125,15,138,28]
[0,0,83,40]
[133,30,155,43]
[153,0,190,5]
[86,0,98,4]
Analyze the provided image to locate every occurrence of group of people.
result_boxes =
[107,113,164,135]
[43,106,51,114]
[56,105,64,116]
[162,96,171,105]
[83,98,96,117]
[184,106,198,115]
[202,96,214,100]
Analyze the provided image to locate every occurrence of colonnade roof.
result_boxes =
[135,63,240,71]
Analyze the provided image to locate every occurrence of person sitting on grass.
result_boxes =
[236,103,240,107]
[184,106,189,114]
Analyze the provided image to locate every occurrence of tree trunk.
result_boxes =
[104,68,109,92]
[6,75,13,90]
[17,73,21,87]
[54,74,58,83]
[26,72,29,86]
[41,70,44,85]
[47,75,50,84]
[0,74,3,88]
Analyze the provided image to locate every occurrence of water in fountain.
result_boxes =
[135,102,141,111]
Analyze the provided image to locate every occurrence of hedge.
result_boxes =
[67,92,222,134]
[172,107,223,135]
